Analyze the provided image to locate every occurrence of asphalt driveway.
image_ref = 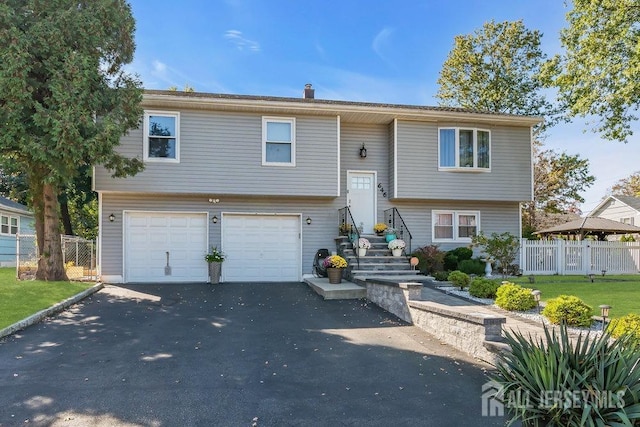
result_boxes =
[0,282,509,426]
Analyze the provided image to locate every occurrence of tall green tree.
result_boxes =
[436,20,595,233]
[436,19,563,134]
[609,172,640,196]
[0,0,144,280]
[529,149,595,225]
[543,0,640,142]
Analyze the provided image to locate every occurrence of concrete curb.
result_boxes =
[0,282,104,339]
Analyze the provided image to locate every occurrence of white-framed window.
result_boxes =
[262,117,295,166]
[621,217,635,225]
[438,128,490,170]
[432,210,479,242]
[143,111,180,162]
[1,215,18,235]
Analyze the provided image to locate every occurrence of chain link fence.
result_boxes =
[16,234,97,281]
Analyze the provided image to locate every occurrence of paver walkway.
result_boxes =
[0,282,510,426]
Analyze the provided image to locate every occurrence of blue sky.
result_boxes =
[127,0,640,214]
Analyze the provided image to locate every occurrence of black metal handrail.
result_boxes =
[384,208,413,255]
[337,206,360,269]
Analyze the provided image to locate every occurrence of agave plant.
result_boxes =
[492,324,640,426]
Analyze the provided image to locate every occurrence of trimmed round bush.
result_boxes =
[459,258,486,276]
[495,282,536,311]
[608,313,640,344]
[448,270,471,290]
[542,295,593,327]
[469,277,501,299]
[433,271,450,282]
[443,253,459,271]
[449,246,473,262]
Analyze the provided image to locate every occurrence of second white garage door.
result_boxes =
[222,214,301,282]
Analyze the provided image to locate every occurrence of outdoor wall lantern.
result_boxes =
[306,217,312,225]
[599,304,611,331]
[531,290,541,314]
[359,143,367,158]
[212,215,218,224]
[108,213,115,222]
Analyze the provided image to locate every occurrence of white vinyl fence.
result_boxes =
[520,239,640,275]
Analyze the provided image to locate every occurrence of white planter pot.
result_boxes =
[357,248,367,257]
[392,248,403,257]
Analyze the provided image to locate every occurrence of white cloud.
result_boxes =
[224,30,260,52]
[152,60,167,74]
[372,27,394,63]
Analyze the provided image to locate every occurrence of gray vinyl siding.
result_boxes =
[340,123,396,219]
[395,121,533,201]
[94,111,338,197]
[100,194,349,280]
[100,193,520,279]
[385,200,521,253]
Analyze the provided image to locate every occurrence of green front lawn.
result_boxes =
[0,268,93,330]
[510,274,640,319]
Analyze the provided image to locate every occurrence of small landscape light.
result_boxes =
[588,273,595,282]
[599,304,611,331]
[531,290,541,314]
[601,269,607,276]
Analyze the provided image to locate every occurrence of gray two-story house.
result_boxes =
[93,86,539,284]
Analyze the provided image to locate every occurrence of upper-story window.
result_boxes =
[621,217,635,225]
[432,210,479,242]
[439,128,490,170]
[1,215,18,235]
[143,111,180,162]
[262,117,296,166]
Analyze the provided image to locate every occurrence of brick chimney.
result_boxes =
[303,83,315,99]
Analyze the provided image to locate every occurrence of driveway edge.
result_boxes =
[0,282,104,339]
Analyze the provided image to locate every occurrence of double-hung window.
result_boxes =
[143,111,180,162]
[262,117,295,166]
[439,128,490,170]
[432,210,479,242]
[0,215,18,235]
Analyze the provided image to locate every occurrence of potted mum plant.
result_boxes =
[204,246,225,284]
[357,237,371,256]
[374,222,387,236]
[323,255,347,284]
[388,239,406,257]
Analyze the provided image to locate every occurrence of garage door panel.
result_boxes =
[223,214,300,282]
[125,212,208,283]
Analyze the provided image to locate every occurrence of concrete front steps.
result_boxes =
[337,234,419,281]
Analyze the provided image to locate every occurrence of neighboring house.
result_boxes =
[0,196,35,267]
[588,195,640,239]
[93,86,540,284]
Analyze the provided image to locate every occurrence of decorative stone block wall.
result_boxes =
[365,279,506,364]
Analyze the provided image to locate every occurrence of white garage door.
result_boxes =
[222,214,300,282]
[125,212,208,283]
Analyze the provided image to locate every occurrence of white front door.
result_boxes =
[347,171,376,233]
